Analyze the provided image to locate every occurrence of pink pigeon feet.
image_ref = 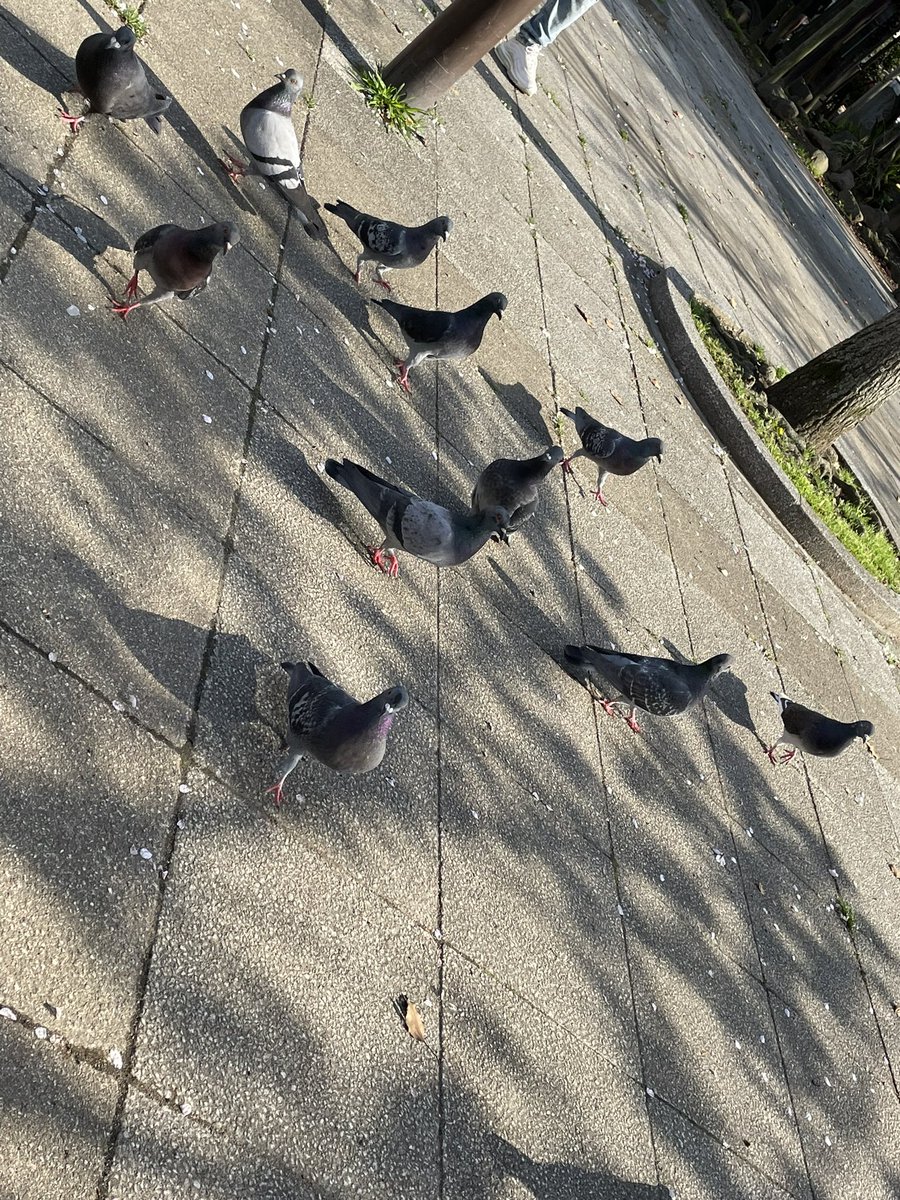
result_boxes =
[767,745,795,765]
[592,488,609,506]
[561,456,575,475]
[125,272,139,300]
[221,153,248,184]
[58,108,84,133]
[625,707,642,734]
[265,781,285,808]
[369,545,399,578]
[110,299,141,320]
[376,277,392,292]
[394,361,411,394]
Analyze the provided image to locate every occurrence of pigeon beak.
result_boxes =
[656,453,662,464]
[224,241,233,255]
[385,703,395,714]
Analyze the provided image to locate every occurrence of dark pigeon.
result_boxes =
[560,405,662,505]
[324,201,452,290]
[374,292,507,392]
[324,458,508,576]
[267,660,408,806]
[564,644,731,732]
[471,445,564,542]
[768,692,873,764]
[60,26,171,134]
[226,69,324,237]
[110,221,238,319]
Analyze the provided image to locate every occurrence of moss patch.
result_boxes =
[691,299,900,593]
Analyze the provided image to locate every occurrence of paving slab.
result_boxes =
[0,629,178,1051]
[125,775,440,1199]
[442,949,658,1198]
[0,1019,117,1200]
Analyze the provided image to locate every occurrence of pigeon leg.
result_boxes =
[587,682,623,719]
[369,543,400,576]
[592,471,610,506]
[110,299,143,320]
[561,457,575,474]
[375,266,392,292]
[780,747,796,764]
[125,272,140,300]
[221,152,248,184]
[57,108,84,133]
[265,752,302,808]
[625,706,642,734]
[354,254,364,285]
[387,550,400,578]
[111,286,173,319]
[395,361,412,394]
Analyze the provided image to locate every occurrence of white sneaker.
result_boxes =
[495,37,540,97]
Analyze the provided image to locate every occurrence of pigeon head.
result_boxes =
[430,215,453,242]
[379,685,409,715]
[212,221,239,254]
[642,437,663,463]
[855,720,874,741]
[542,445,565,467]
[480,505,511,531]
[702,653,732,677]
[110,26,136,51]
[482,292,508,320]
[277,68,304,97]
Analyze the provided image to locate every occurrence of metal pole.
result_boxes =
[382,0,540,109]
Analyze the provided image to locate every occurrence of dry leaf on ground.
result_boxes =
[395,994,426,1042]
[889,863,900,879]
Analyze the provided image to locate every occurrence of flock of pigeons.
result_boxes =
[61,25,874,808]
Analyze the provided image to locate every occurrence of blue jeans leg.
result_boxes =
[518,0,599,47]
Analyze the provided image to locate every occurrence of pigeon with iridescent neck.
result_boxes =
[225,69,324,237]
[267,661,408,806]
[560,405,662,505]
[471,445,564,541]
[59,26,171,133]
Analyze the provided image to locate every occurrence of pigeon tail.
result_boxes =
[564,645,588,665]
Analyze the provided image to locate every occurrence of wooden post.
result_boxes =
[382,0,541,109]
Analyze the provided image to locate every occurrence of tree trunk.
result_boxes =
[766,308,900,451]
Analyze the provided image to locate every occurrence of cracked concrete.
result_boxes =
[1,0,899,1198]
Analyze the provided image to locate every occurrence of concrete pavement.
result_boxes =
[1,0,899,1197]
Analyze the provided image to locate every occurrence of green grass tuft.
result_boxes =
[103,0,148,38]
[350,64,429,141]
[691,299,900,593]
[836,895,856,933]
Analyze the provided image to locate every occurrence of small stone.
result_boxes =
[48,652,58,663]
[205,370,214,381]
[35,1027,48,1040]
[139,848,153,861]
[178,784,190,794]
[0,1007,17,1021]
[108,1048,123,1069]
[66,304,81,318]
[99,195,108,205]
[202,414,213,424]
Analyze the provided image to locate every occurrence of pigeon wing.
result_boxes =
[619,660,691,715]
[240,106,301,187]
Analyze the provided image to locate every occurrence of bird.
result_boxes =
[564,644,731,732]
[471,445,564,542]
[267,660,408,806]
[323,201,452,290]
[767,693,873,764]
[59,26,171,134]
[110,221,238,319]
[225,69,324,237]
[324,458,508,576]
[560,406,662,505]
[373,292,507,392]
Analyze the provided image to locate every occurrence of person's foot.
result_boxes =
[495,37,540,97]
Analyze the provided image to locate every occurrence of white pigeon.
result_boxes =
[224,69,324,237]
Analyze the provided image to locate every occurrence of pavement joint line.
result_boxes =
[0,618,184,755]
[94,32,331,1196]
[1,358,119,454]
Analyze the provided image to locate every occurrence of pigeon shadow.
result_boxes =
[486,1133,673,1200]
[479,367,552,442]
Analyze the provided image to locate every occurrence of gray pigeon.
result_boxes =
[374,292,507,392]
[267,660,408,806]
[110,221,238,319]
[226,69,324,237]
[564,644,731,732]
[324,201,452,290]
[768,693,873,764]
[324,458,508,575]
[560,406,662,505]
[471,445,564,542]
[60,26,171,134]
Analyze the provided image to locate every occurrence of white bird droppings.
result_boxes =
[108,1048,123,1069]
[0,1007,16,1021]
[100,195,108,205]
[205,370,214,381]
[202,414,213,424]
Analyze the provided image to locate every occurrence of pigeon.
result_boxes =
[560,406,662,505]
[471,445,564,542]
[324,458,508,575]
[226,69,324,237]
[267,660,408,806]
[373,292,507,392]
[324,202,452,290]
[59,26,172,134]
[767,693,873,764]
[564,644,731,732]
[110,221,238,319]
